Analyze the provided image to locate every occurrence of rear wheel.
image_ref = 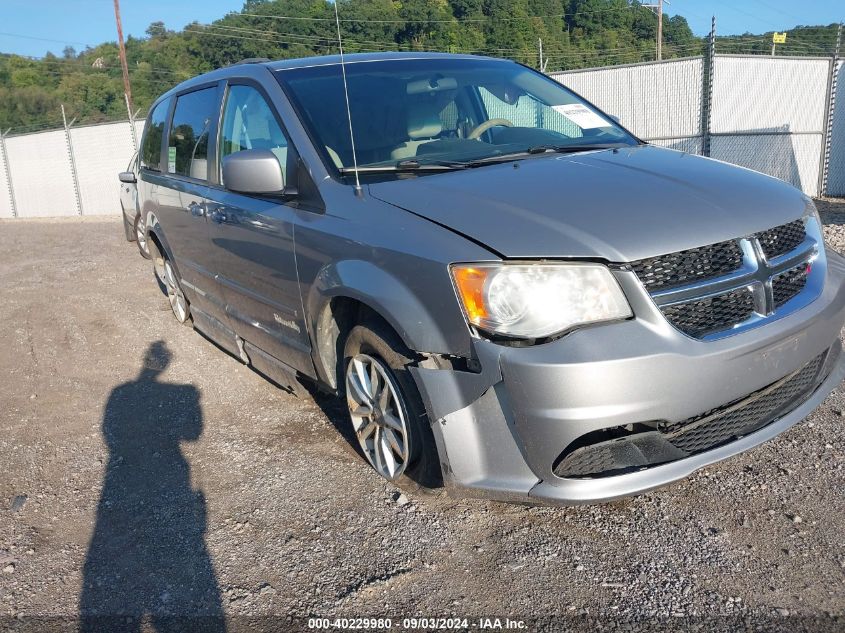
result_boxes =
[342,320,441,489]
[134,213,151,259]
[163,257,190,324]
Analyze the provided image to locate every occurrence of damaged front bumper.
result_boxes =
[410,250,845,505]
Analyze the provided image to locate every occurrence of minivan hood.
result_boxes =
[368,145,810,262]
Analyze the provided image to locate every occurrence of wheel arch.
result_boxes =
[307,260,459,389]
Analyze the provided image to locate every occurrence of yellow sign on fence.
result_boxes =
[773,32,787,44]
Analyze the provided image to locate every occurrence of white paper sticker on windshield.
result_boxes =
[552,104,609,129]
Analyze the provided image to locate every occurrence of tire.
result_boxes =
[121,207,134,242]
[133,213,152,259]
[342,319,441,489]
[162,255,191,325]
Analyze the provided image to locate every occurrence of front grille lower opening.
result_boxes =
[552,351,828,479]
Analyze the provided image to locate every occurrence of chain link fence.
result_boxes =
[552,51,843,198]
[0,49,843,218]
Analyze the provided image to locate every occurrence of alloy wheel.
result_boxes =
[135,216,149,255]
[345,353,411,480]
[163,260,189,322]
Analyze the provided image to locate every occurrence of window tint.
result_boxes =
[219,84,289,184]
[167,87,218,180]
[140,98,169,171]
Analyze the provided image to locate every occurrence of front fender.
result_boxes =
[307,259,457,351]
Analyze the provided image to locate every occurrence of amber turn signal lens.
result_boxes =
[451,266,489,324]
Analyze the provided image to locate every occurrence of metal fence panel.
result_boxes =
[711,55,831,197]
[0,140,12,218]
[711,56,830,133]
[5,129,77,218]
[551,57,704,146]
[71,121,138,216]
[710,132,823,196]
[649,137,704,154]
[828,60,845,197]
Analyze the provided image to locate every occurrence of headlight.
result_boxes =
[450,262,632,339]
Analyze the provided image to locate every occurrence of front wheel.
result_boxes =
[343,320,441,489]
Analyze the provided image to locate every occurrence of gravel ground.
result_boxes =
[1,204,844,632]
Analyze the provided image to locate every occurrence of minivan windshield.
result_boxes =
[275,57,638,175]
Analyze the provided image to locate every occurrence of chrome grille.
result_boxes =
[631,241,743,291]
[758,219,806,259]
[661,289,755,338]
[630,217,822,340]
[772,263,810,308]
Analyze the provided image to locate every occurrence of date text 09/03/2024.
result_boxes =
[307,617,528,630]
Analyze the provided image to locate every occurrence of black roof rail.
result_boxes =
[231,57,272,66]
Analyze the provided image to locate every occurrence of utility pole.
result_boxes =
[642,0,668,60]
[113,0,133,113]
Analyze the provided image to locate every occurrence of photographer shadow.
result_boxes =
[79,341,225,632]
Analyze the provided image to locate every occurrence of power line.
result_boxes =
[0,32,91,47]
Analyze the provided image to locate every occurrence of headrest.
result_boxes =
[407,102,442,140]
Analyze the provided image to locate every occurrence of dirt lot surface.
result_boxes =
[2,203,845,632]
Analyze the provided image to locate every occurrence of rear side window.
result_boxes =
[167,87,218,180]
[140,98,170,171]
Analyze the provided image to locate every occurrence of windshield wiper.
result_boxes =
[339,159,468,174]
[459,143,628,167]
[527,143,629,154]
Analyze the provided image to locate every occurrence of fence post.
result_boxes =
[125,92,138,153]
[61,104,83,216]
[701,16,716,158]
[0,128,17,218]
[819,23,842,198]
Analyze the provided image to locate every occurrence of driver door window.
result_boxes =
[219,85,289,184]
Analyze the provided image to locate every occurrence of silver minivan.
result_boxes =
[133,52,845,504]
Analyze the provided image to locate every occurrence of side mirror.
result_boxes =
[119,171,137,184]
[222,149,291,196]
[608,114,622,124]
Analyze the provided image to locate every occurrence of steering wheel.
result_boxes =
[468,118,513,140]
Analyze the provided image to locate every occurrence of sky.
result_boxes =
[1,0,843,59]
